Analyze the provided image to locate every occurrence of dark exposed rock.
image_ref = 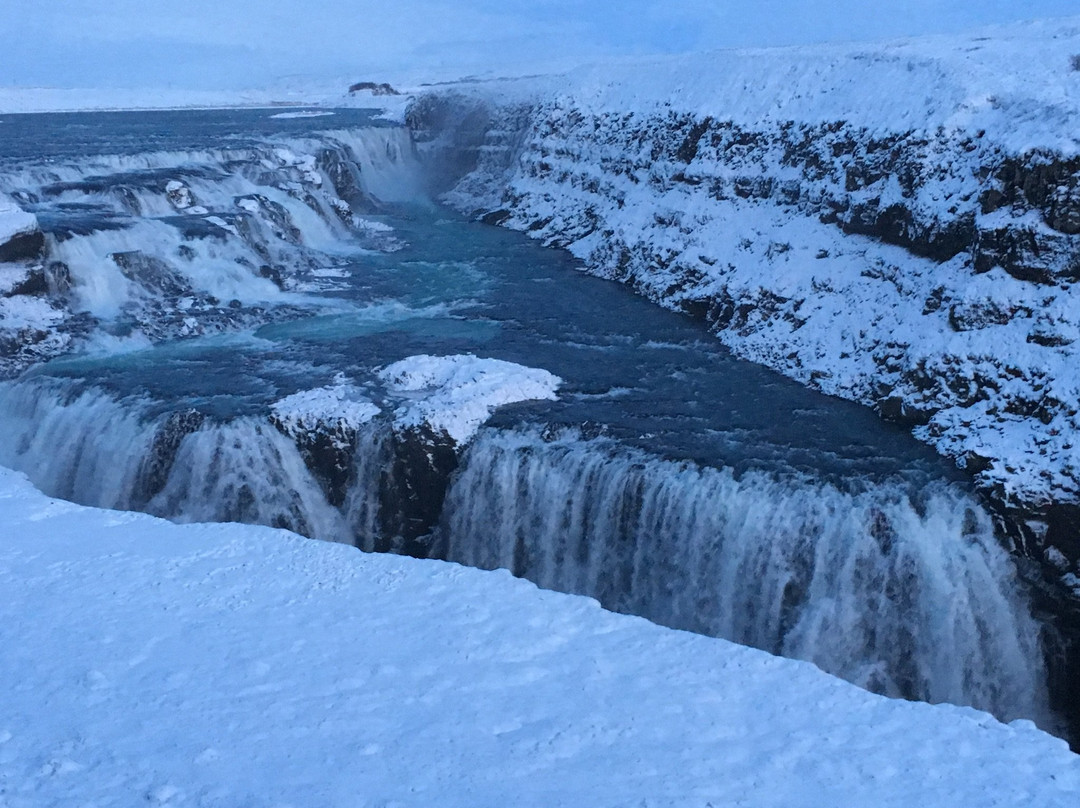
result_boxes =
[258,264,286,289]
[481,209,512,227]
[0,229,44,263]
[4,265,49,297]
[138,410,207,504]
[1046,504,1080,566]
[315,148,381,212]
[269,415,361,509]
[876,396,935,427]
[235,195,302,244]
[375,425,460,558]
[348,81,399,96]
[110,251,192,298]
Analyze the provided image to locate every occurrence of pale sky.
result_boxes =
[2,1,1078,90]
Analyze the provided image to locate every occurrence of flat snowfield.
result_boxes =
[0,468,1076,806]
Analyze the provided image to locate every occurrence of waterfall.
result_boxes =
[0,379,154,509]
[0,377,1056,727]
[1,128,421,322]
[146,419,348,541]
[0,380,348,543]
[438,428,1052,726]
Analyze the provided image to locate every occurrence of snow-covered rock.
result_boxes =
[271,375,381,438]
[0,464,1077,806]
[269,377,381,508]
[380,353,562,444]
[414,17,1080,562]
[0,193,42,262]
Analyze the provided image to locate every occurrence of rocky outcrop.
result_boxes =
[348,81,399,96]
[0,229,44,263]
[0,194,43,263]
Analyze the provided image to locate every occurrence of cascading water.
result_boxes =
[0,123,420,356]
[0,366,1057,730]
[438,428,1052,725]
[0,379,346,540]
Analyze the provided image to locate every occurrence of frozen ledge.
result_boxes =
[0,193,39,247]
[0,465,1076,806]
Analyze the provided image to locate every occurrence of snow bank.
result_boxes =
[270,375,380,437]
[380,354,561,443]
[0,193,37,247]
[0,465,1076,806]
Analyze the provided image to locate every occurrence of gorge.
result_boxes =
[1,25,1079,748]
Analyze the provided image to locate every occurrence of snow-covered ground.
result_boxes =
[0,465,1077,807]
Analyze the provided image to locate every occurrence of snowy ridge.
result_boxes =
[0,465,1077,806]
[380,354,562,443]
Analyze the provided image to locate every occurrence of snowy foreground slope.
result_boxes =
[0,468,1078,807]
[414,16,1080,572]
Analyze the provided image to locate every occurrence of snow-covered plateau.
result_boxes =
[0,465,1077,807]
[410,16,1080,574]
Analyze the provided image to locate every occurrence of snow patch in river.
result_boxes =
[269,110,336,119]
[380,354,561,443]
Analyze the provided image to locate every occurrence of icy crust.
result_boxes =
[380,354,561,443]
[425,20,1080,511]
[0,466,1077,806]
[0,193,38,245]
[270,375,380,439]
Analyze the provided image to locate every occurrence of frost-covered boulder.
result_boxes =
[270,377,381,506]
[357,355,563,555]
[0,194,42,262]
